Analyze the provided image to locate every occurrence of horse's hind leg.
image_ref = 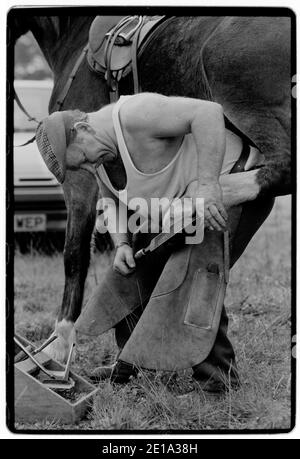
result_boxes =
[45,169,99,362]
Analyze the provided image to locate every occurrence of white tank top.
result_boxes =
[97,95,243,229]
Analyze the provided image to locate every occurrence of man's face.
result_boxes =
[65,126,111,171]
[75,128,103,163]
[65,142,87,169]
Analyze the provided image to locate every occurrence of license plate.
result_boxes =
[14,214,47,232]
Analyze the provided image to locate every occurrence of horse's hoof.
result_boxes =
[44,336,69,363]
[44,319,76,363]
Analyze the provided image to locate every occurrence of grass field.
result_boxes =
[13,196,292,432]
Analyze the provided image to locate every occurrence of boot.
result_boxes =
[89,360,138,384]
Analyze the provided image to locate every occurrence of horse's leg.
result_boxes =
[45,169,99,362]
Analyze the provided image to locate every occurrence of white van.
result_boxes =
[13,80,67,234]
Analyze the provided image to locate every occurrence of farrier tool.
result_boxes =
[14,336,75,390]
[134,215,203,260]
[14,334,58,363]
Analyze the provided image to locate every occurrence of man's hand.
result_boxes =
[220,170,260,208]
[197,182,228,231]
[113,244,136,276]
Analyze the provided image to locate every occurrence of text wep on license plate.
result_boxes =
[14,214,47,232]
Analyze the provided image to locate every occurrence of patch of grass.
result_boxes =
[13,196,292,431]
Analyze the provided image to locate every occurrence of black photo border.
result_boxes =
[6,5,297,436]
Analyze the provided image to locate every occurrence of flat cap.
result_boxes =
[35,111,74,183]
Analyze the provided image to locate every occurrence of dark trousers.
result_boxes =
[115,196,274,384]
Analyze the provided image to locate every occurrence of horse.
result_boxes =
[10,13,292,362]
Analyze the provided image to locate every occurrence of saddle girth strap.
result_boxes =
[131,17,144,94]
[104,17,135,92]
[107,16,145,100]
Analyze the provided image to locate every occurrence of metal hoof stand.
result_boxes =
[14,334,98,424]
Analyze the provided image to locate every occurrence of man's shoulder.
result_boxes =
[120,93,214,119]
[119,92,164,132]
[121,92,165,112]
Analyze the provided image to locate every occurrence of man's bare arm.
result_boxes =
[97,180,135,275]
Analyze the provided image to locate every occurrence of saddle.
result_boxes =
[87,15,169,96]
